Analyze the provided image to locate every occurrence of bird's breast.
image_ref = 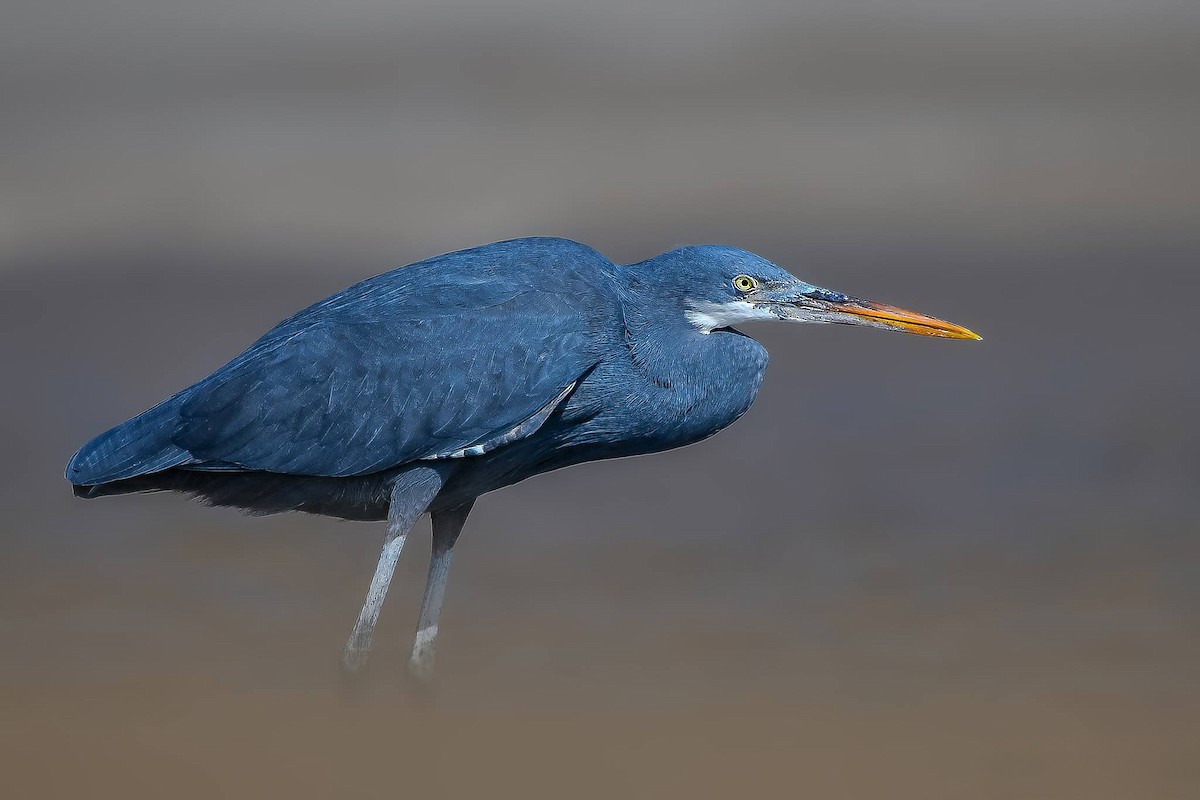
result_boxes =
[565,331,768,456]
[667,338,769,443]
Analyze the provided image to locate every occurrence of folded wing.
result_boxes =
[69,238,612,484]
[177,289,596,476]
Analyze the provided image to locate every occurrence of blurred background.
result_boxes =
[2,1,1198,797]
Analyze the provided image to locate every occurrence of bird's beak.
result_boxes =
[773,288,981,340]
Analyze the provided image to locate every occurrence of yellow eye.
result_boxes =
[733,275,758,293]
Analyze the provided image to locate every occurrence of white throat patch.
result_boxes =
[685,300,778,334]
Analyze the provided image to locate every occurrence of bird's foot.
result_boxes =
[407,625,438,683]
[340,643,372,678]
[407,654,436,684]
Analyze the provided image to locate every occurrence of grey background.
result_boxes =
[1,1,1198,797]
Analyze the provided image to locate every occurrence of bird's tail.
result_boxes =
[66,395,193,491]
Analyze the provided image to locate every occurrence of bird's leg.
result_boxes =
[409,499,474,682]
[341,525,407,675]
[341,467,448,676]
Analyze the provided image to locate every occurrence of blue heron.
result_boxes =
[66,237,979,678]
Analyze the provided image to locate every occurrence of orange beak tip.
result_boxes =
[843,301,981,341]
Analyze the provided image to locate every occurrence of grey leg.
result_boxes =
[409,499,474,681]
[341,466,448,675]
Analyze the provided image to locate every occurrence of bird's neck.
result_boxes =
[618,275,749,390]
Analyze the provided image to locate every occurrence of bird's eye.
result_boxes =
[733,275,758,293]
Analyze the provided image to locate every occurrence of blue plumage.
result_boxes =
[66,236,978,677]
[69,238,609,483]
[67,238,776,496]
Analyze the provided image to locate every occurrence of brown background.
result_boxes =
[1,1,1198,797]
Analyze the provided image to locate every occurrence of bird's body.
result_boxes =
[67,236,977,677]
[70,238,767,519]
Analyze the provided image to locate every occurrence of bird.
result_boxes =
[66,237,979,679]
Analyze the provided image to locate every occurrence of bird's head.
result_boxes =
[658,246,980,340]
